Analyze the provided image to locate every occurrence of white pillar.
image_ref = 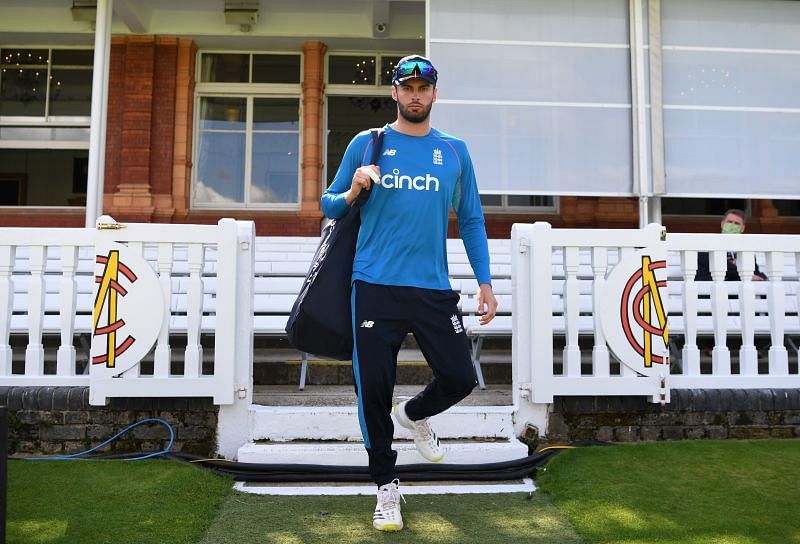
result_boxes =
[85,0,114,228]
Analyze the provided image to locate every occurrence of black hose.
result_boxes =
[169,446,579,483]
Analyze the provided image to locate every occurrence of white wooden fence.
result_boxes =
[513,223,800,405]
[2,220,799,412]
[0,219,254,405]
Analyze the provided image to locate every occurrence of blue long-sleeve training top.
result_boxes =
[321,123,491,290]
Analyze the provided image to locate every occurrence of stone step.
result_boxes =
[253,355,512,386]
[237,438,530,466]
[249,403,517,442]
[252,384,513,407]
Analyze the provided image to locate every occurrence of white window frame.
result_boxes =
[192,51,303,210]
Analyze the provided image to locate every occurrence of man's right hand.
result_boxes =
[345,165,381,205]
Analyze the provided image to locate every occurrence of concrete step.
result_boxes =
[237,438,530,466]
[248,403,517,442]
[235,478,536,496]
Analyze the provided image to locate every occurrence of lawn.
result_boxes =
[537,439,800,544]
[6,458,232,544]
[7,440,800,544]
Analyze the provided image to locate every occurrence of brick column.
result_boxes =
[171,39,197,223]
[150,37,179,223]
[105,36,156,222]
[298,41,326,224]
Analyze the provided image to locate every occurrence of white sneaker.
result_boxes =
[373,479,405,531]
[393,400,445,462]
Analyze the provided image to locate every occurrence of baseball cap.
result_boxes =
[391,55,438,86]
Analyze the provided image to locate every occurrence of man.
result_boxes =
[321,55,497,532]
[695,209,767,282]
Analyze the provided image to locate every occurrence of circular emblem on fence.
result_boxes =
[90,241,164,378]
[600,247,669,377]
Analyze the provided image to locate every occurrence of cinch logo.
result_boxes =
[380,169,440,192]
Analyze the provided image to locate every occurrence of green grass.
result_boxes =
[8,440,800,543]
[7,458,233,544]
[196,491,583,544]
[537,439,800,544]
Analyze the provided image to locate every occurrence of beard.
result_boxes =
[397,100,433,124]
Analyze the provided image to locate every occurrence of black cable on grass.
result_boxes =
[169,443,593,482]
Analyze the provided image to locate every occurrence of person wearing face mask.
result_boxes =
[694,209,767,282]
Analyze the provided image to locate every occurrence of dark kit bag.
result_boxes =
[285,128,384,360]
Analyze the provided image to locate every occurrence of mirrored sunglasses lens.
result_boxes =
[396,61,434,78]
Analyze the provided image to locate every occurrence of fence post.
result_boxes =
[215,220,255,459]
[530,222,554,403]
[1,404,7,544]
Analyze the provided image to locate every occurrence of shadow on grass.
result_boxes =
[198,491,585,544]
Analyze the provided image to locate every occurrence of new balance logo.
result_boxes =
[450,314,463,334]
[433,148,443,166]
[360,320,375,328]
[383,149,397,156]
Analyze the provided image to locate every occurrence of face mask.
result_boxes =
[722,222,741,234]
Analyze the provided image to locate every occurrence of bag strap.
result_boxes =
[355,128,384,207]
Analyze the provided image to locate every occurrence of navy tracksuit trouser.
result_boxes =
[351,280,477,486]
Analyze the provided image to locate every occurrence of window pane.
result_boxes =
[663,0,800,50]
[251,133,299,203]
[430,0,629,43]
[507,195,554,207]
[380,56,402,86]
[664,109,800,198]
[662,0,800,198]
[199,97,246,130]
[774,200,800,217]
[0,66,46,116]
[480,194,503,206]
[49,69,92,116]
[328,55,376,85]
[434,42,630,103]
[326,96,396,185]
[0,126,90,141]
[0,148,89,206]
[664,50,800,109]
[1,49,49,67]
[51,49,93,66]
[662,197,746,216]
[252,54,300,83]
[200,53,249,83]
[196,132,245,204]
[253,98,299,130]
[429,0,632,195]
[436,102,632,195]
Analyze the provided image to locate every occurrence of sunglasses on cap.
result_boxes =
[392,56,438,86]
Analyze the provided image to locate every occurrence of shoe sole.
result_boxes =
[393,404,445,463]
[374,523,403,531]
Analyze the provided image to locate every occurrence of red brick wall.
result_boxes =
[150,38,177,197]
